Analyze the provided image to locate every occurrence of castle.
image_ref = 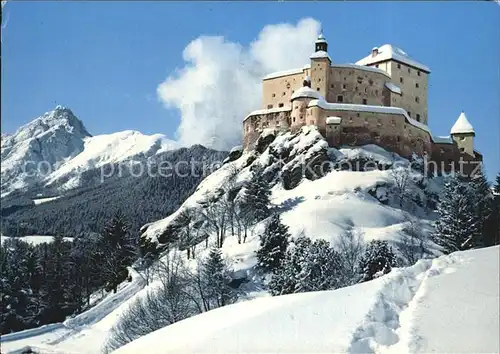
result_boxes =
[243,32,482,175]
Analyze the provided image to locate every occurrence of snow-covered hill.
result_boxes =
[115,246,500,354]
[1,107,178,196]
[3,246,497,353]
[141,126,440,257]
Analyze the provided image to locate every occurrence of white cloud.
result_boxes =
[157,18,321,150]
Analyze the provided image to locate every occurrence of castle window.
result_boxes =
[376,64,379,68]
[278,103,284,108]
[460,148,465,153]
[318,78,321,82]
[416,114,421,121]
[293,117,296,122]
[292,90,295,93]
[357,113,360,117]
[349,117,353,122]
[300,115,304,120]
[400,77,404,84]
[272,93,276,97]
[397,64,401,69]
[331,84,334,88]
[357,77,363,84]
[397,136,401,142]
[415,83,419,88]
[418,71,421,76]
[282,92,286,96]
[415,97,420,103]
[362,98,367,105]
[343,84,347,89]
[267,104,273,109]
[369,79,374,86]
[337,95,344,102]
[461,136,466,141]
[408,68,411,73]
[317,87,320,91]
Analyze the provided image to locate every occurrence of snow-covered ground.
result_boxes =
[2,246,497,354]
[115,246,499,354]
[1,235,73,245]
[33,196,61,205]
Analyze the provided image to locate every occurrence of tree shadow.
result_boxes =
[275,196,305,213]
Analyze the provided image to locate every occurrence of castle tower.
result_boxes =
[310,31,331,99]
[450,111,475,156]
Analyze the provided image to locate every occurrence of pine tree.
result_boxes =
[295,239,341,292]
[433,177,482,253]
[102,213,136,293]
[42,234,72,323]
[256,214,290,273]
[358,240,397,282]
[495,173,500,195]
[469,170,492,244]
[240,172,271,225]
[201,248,235,309]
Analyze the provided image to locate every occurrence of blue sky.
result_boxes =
[2,2,499,179]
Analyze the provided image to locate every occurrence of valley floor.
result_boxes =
[3,246,497,354]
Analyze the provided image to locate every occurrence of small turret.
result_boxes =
[450,111,475,156]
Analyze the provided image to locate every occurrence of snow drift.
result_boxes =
[114,246,500,354]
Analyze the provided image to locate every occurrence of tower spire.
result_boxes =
[315,29,328,52]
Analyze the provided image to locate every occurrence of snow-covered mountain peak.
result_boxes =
[1,107,178,197]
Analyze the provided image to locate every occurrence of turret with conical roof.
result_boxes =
[450,111,475,156]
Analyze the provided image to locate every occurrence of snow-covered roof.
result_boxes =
[263,68,305,80]
[290,86,324,101]
[330,64,390,77]
[432,136,454,144]
[310,51,332,61]
[326,116,342,125]
[384,82,402,95]
[356,44,431,73]
[308,99,431,133]
[450,112,475,135]
[243,106,290,122]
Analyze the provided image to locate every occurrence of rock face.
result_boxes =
[1,106,91,196]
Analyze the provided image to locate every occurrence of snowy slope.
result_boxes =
[141,126,438,253]
[1,107,178,196]
[114,246,499,354]
[44,130,178,190]
[1,235,73,245]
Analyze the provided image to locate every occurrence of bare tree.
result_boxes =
[334,225,365,286]
[399,216,428,265]
[103,252,199,353]
[391,165,412,209]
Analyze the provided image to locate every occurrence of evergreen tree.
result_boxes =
[42,234,72,323]
[469,170,492,242]
[358,240,397,282]
[102,213,136,293]
[256,214,290,272]
[433,177,482,253]
[269,236,341,295]
[0,239,40,333]
[240,172,271,225]
[201,248,235,309]
[295,239,341,292]
[495,173,500,195]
